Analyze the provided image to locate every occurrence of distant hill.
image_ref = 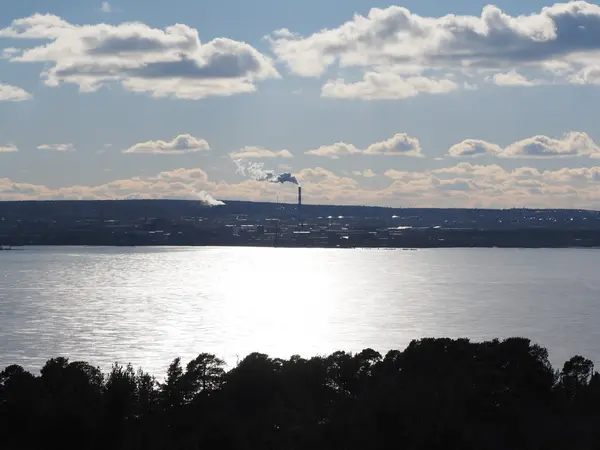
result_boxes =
[0,199,598,218]
[0,199,598,228]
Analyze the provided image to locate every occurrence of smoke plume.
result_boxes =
[196,190,225,206]
[235,160,300,185]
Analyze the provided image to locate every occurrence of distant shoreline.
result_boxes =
[3,243,600,250]
[3,199,600,249]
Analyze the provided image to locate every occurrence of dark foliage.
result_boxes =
[2,338,600,449]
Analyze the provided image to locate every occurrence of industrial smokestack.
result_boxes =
[298,185,302,230]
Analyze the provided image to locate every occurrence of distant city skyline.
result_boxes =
[2,0,600,208]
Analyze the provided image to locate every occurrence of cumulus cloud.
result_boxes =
[449,132,600,158]
[0,144,18,152]
[268,2,600,98]
[0,14,279,99]
[0,82,32,101]
[298,167,358,189]
[6,163,600,208]
[490,70,541,86]
[448,139,503,157]
[1,47,19,59]
[568,66,600,85]
[364,133,422,156]
[433,163,509,179]
[321,73,459,100]
[379,162,600,208]
[306,133,422,158]
[123,134,210,154]
[352,169,376,178]
[306,142,360,159]
[230,146,293,159]
[504,132,600,158]
[37,143,75,152]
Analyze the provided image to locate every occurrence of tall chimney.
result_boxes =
[298,186,302,229]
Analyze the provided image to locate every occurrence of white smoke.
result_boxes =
[196,190,225,206]
[234,160,300,185]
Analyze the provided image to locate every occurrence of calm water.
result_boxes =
[1,246,599,375]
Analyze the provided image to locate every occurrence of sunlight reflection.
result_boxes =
[3,247,600,374]
[208,248,339,361]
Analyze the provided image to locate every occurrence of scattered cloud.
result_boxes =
[449,132,600,158]
[353,169,376,178]
[230,146,293,159]
[123,134,210,154]
[322,73,459,100]
[433,162,508,177]
[0,82,32,101]
[504,132,600,158]
[100,2,112,13]
[306,142,360,159]
[0,14,279,99]
[269,2,600,98]
[271,28,298,39]
[5,162,600,208]
[490,70,541,87]
[37,143,75,152]
[306,133,422,158]
[384,170,433,182]
[448,139,503,157]
[364,133,422,156]
[0,144,18,152]
[1,47,19,59]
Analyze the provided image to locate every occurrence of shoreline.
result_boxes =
[4,243,600,250]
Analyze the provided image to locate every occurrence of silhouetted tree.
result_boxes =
[181,353,225,402]
[560,355,594,398]
[4,338,600,450]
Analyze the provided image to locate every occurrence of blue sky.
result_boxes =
[2,0,600,208]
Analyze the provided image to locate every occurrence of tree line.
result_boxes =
[2,337,600,449]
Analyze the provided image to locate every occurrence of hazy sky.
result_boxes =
[2,0,600,208]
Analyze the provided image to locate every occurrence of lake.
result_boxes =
[1,246,599,375]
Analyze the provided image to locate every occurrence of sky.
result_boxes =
[2,0,600,208]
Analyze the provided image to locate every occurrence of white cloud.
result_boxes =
[321,72,459,100]
[568,66,600,85]
[230,146,293,159]
[0,144,18,152]
[504,132,600,158]
[364,133,422,156]
[352,169,376,178]
[306,142,360,159]
[448,139,503,157]
[37,143,75,152]
[101,2,112,13]
[1,47,19,59]
[269,2,600,98]
[6,163,600,208]
[123,134,210,154]
[449,132,600,158]
[306,133,422,158]
[271,28,298,39]
[0,82,32,101]
[0,14,279,99]
[433,163,509,179]
[490,70,540,86]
